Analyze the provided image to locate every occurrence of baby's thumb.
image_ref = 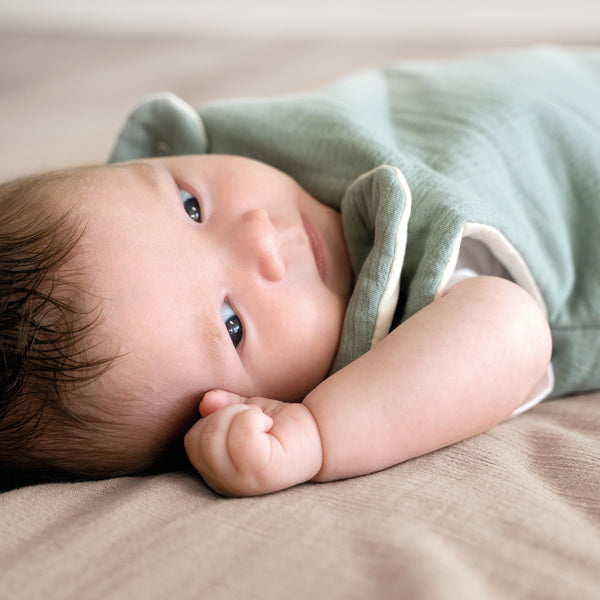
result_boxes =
[199,389,246,417]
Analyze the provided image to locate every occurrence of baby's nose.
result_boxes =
[235,209,285,282]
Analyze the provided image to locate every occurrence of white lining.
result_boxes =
[459,222,548,318]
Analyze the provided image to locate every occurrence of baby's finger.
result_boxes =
[199,389,246,417]
[226,406,274,473]
[184,403,253,473]
[240,396,288,419]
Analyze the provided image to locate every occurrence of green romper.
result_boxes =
[110,46,600,399]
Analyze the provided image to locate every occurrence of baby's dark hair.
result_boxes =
[0,169,117,488]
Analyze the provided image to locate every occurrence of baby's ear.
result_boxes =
[199,390,244,418]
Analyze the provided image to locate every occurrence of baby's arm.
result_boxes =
[184,276,552,495]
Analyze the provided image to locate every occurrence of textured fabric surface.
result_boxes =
[2,395,599,599]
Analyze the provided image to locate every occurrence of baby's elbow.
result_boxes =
[451,276,553,386]
[486,277,552,385]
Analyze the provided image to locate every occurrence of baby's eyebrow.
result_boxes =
[138,163,163,194]
[116,161,164,199]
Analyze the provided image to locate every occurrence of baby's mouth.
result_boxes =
[301,215,327,282]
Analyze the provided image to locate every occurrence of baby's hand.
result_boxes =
[184,390,323,496]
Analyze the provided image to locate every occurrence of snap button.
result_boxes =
[154,141,173,156]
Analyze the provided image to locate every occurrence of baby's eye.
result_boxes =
[179,188,201,222]
[221,301,243,348]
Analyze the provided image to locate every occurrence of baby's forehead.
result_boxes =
[36,164,110,212]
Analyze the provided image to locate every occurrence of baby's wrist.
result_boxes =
[296,403,325,483]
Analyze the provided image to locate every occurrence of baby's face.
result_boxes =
[71,155,352,460]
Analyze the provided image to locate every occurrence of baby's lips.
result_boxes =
[301,214,327,282]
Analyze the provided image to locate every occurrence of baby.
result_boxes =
[1,46,599,495]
